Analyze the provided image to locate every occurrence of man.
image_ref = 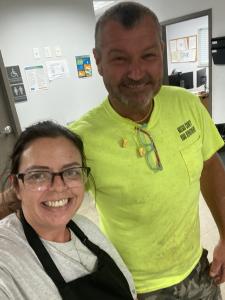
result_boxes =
[69,2,225,299]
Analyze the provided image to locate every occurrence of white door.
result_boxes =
[0,50,21,182]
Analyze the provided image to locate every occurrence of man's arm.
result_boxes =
[200,152,225,284]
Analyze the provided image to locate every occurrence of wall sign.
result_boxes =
[6,65,27,102]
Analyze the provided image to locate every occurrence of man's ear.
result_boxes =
[93,48,103,76]
[160,40,165,54]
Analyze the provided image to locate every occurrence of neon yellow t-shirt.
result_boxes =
[69,86,224,293]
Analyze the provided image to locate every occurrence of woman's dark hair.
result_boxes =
[11,120,88,175]
[0,120,90,219]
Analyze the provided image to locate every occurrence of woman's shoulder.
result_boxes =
[72,214,101,237]
[72,214,115,249]
[0,213,27,253]
[0,213,20,230]
[71,214,119,259]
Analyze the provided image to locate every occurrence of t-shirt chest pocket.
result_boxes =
[180,137,203,184]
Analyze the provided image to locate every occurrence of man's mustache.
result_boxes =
[121,76,152,86]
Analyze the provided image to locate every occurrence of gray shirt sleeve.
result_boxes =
[0,268,14,299]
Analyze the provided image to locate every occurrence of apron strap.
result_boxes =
[20,210,66,290]
[20,213,133,300]
[67,220,102,256]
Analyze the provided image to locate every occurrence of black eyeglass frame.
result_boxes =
[16,166,91,186]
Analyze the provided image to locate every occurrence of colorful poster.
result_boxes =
[76,55,92,78]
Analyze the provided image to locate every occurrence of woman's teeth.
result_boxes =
[44,199,68,208]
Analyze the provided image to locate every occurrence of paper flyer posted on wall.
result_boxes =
[25,65,49,92]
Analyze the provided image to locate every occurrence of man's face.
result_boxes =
[94,16,164,114]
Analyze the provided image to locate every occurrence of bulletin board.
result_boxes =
[169,35,197,63]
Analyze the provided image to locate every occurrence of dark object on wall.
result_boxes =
[211,36,225,65]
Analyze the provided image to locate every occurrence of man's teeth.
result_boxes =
[126,84,145,89]
[44,199,68,207]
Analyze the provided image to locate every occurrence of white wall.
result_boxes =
[138,0,225,123]
[1,0,224,126]
[0,0,107,129]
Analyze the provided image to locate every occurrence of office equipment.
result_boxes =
[180,71,193,89]
[168,71,193,89]
[197,68,207,89]
[211,36,225,65]
[168,73,181,87]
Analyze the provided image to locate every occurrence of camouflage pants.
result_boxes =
[138,250,222,300]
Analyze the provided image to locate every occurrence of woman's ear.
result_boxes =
[12,176,22,201]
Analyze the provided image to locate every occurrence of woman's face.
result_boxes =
[15,136,85,240]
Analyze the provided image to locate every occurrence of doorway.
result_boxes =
[0,50,21,183]
[161,9,212,115]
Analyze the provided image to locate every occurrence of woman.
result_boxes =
[0,121,136,300]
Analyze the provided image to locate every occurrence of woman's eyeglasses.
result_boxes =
[135,126,163,171]
[15,166,91,191]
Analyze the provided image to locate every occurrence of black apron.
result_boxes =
[20,212,134,300]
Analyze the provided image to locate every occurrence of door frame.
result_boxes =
[161,9,212,115]
[0,50,21,136]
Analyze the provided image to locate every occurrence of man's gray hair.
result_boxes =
[95,1,162,49]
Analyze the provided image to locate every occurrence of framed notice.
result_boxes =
[169,35,197,63]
